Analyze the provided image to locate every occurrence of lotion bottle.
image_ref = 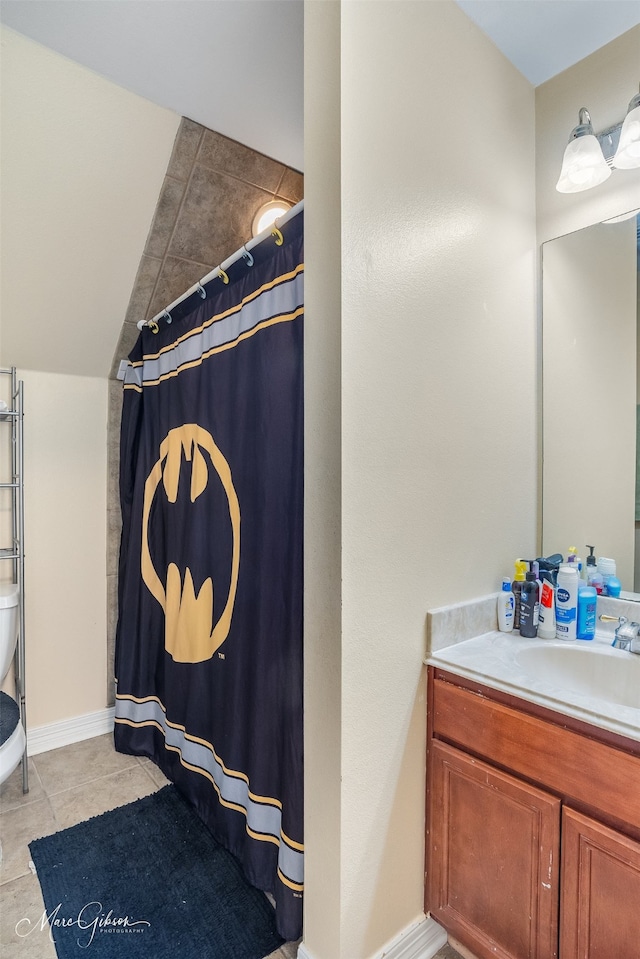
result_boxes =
[497,578,515,633]
[556,564,579,641]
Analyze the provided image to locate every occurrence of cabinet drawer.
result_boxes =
[431,676,640,834]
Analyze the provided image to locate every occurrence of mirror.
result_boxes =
[542,211,640,596]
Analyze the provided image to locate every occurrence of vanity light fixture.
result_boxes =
[556,85,640,193]
[613,88,640,170]
[251,200,292,238]
[555,108,611,193]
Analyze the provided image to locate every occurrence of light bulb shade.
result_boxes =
[556,134,611,193]
[251,200,291,237]
[613,102,640,170]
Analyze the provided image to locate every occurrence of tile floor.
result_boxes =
[0,733,299,959]
[434,943,471,959]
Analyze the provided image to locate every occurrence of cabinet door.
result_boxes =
[561,807,640,959]
[427,740,561,959]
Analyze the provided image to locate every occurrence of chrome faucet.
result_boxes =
[600,615,640,653]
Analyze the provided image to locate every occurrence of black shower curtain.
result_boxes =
[114,212,304,941]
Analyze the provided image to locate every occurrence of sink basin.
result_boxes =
[515,643,640,710]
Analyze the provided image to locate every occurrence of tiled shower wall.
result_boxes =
[106,118,303,703]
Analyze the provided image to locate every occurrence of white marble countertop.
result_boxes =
[426,630,640,746]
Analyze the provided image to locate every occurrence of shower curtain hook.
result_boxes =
[148,320,160,334]
[218,268,230,285]
[195,282,207,299]
[271,221,284,246]
[162,309,172,325]
[241,247,254,267]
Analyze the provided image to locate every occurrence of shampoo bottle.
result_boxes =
[497,578,515,633]
[537,574,557,640]
[556,564,579,641]
[519,571,540,638]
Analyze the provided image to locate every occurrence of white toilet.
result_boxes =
[0,583,26,786]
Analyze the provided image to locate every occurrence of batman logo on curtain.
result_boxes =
[141,423,241,663]
[114,212,304,942]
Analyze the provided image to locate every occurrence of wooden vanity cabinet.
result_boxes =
[425,667,640,959]
[428,739,560,959]
[560,807,640,959]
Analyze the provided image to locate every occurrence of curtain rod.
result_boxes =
[137,199,304,332]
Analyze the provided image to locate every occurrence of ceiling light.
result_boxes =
[556,108,611,194]
[613,90,640,170]
[251,200,292,238]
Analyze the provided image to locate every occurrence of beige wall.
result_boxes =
[303,2,342,958]
[14,370,108,728]
[304,2,536,957]
[536,26,640,244]
[0,27,179,727]
[0,26,179,378]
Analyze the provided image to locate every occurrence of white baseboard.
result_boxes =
[373,917,447,959]
[27,706,115,756]
[297,916,447,959]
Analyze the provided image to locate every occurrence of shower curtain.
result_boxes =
[114,212,303,941]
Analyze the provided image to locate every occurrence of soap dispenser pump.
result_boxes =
[585,545,603,593]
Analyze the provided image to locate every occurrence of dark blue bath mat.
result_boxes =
[0,690,20,745]
[28,785,283,959]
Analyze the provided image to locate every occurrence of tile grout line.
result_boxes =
[35,759,145,800]
[145,121,207,321]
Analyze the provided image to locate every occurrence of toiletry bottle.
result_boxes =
[556,564,579,641]
[597,557,616,595]
[532,560,543,596]
[497,578,515,633]
[588,563,604,593]
[567,546,579,571]
[511,560,528,631]
[577,585,597,640]
[585,545,601,590]
[606,575,621,599]
[537,573,557,640]
[519,570,540,638]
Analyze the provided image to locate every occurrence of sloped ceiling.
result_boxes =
[0,0,304,171]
